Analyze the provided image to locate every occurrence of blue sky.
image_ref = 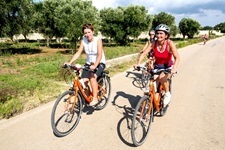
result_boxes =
[34,0,225,27]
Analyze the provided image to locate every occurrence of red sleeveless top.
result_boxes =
[154,40,173,65]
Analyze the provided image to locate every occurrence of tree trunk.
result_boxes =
[23,35,28,42]
[183,34,185,40]
[71,37,77,54]
[46,36,50,47]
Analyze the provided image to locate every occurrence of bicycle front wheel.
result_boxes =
[141,70,150,88]
[96,76,111,110]
[51,90,82,137]
[131,95,154,146]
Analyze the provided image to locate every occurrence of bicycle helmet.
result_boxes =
[155,24,170,33]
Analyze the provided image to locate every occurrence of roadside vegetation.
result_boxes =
[0,35,221,119]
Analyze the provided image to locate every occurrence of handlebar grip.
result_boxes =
[62,64,69,68]
[136,66,141,71]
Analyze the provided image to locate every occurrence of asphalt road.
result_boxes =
[1,37,225,150]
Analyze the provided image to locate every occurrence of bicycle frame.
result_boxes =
[148,79,163,112]
[70,73,107,105]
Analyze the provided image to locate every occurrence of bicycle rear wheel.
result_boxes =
[96,76,111,110]
[51,90,82,137]
[131,95,154,146]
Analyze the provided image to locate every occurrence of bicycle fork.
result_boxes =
[64,89,78,115]
[139,98,153,123]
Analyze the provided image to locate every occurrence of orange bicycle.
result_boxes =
[51,64,111,137]
[131,67,174,146]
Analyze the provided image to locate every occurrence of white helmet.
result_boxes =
[155,24,170,33]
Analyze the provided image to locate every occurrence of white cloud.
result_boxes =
[92,0,225,26]
[174,9,225,26]
[93,0,223,11]
[92,0,118,10]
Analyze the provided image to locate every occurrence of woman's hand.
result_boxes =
[90,65,96,70]
[171,67,177,74]
[133,64,138,69]
[64,62,70,65]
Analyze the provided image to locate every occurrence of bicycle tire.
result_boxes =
[131,95,154,146]
[51,90,82,137]
[160,104,169,116]
[95,76,111,110]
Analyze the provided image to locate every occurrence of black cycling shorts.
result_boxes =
[81,63,105,78]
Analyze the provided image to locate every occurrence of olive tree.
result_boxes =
[179,18,201,39]
[214,22,225,33]
[152,12,178,36]
[100,5,152,45]
[0,0,34,41]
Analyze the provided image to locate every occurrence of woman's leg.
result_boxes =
[159,73,170,92]
[89,63,105,106]
[83,78,91,97]
[89,73,98,106]
[90,73,98,98]
[159,73,172,105]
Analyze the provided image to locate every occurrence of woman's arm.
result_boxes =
[169,40,180,74]
[135,41,154,66]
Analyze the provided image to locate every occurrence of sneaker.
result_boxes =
[163,92,171,106]
[89,97,98,106]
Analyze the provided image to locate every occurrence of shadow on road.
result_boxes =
[117,106,135,147]
[112,91,142,147]
[126,71,145,89]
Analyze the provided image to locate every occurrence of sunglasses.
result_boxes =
[149,34,155,36]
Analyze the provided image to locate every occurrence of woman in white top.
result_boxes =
[65,23,106,106]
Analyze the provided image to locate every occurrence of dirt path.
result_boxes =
[0,37,225,150]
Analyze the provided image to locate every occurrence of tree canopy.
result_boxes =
[0,0,224,47]
[53,0,99,51]
[214,22,225,33]
[179,18,201,39]
[100,5,153,45]
[0,0,33,41]
[152,12,177,35]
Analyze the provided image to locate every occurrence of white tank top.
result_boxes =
[82,36,106,64]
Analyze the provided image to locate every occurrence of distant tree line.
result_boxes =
[0,0,224,48]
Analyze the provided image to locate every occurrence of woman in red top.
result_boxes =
[134,24,180,106]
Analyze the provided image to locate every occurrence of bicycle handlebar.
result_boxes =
[134,66,147,71]
[63,64,95,72]
[153,68,171,74]
[135,66,177,75]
